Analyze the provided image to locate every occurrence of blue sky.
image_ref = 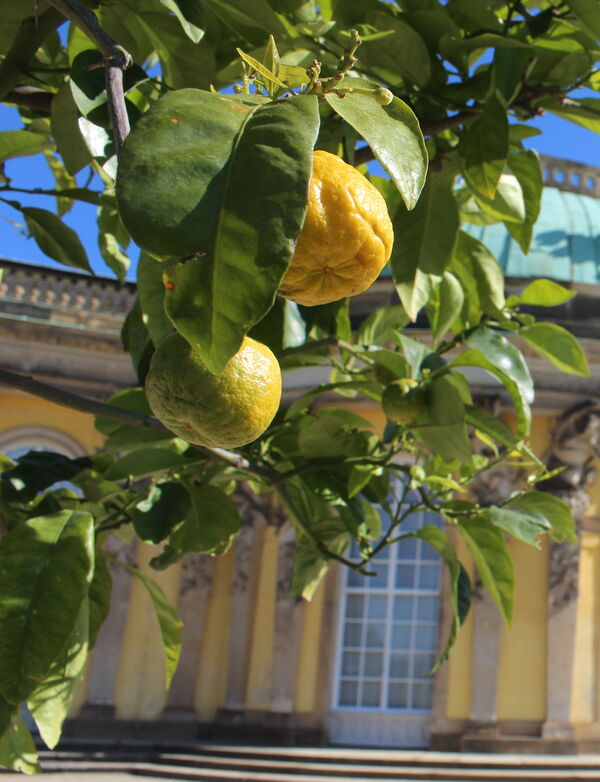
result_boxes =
[1,88,599,280]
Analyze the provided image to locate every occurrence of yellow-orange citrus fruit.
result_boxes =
[382,379,426,426]
[145,333,281,448]
[278,150,394,307]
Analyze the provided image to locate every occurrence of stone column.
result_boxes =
[165,554,214,718]
[77,535,137,719]
[540,402,600,741]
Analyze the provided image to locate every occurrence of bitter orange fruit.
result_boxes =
[145,333,281,448]
[278,150,394,306]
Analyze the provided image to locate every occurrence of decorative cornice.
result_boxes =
[541,155,600,198]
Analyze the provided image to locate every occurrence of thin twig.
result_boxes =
[44,0,132,153]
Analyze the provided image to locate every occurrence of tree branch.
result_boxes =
[44,0,132,153]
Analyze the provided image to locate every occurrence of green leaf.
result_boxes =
[118,562,182,688]
[169,484,241,555]
[465,327,533,402]
[361,10,432,88]
[356,305,409,346]
[458,516,514,622]
[97,206,130,282]
[540,97,600,135]
[236,47,288,91]
[417,374,471,463]
[504,148,543,253]
[506,491,576,544]
[391,171,459,320]
[459,92,508,200]
[449,231,505,323]
[158,0,205,42]
[464,405,517,449]
[519,322,589,377]
[324,92,427,211]
[1,450,89,502]
[518,279,577,307]
[487,506,549,548]
[0,130,51,162]
[19,206,91,272]
[416,525,463,669]
[117,90,320,373]
[248,297,306,355]
[88,548,112,649]
[0,715,39,774]
[0,510,94,704]
[426,272,464,343]
[566,0,600,39]
[28,599,89,749]
[202,0,288,36]
[137,252,174,347]
[106,447,194,480]
[132,482,190,543]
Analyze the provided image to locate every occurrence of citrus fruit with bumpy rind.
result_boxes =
[382,379,426,426]
[145,333,282,448]
[278,150,394,306]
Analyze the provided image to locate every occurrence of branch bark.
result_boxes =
[44,0,132,153]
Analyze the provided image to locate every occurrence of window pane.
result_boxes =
[397,537,417,559]
[393,596,413,621]
[415,623,438,650]
[369,565,388,588]
[344,622,363,647]
[388,682,408,709]
[416,596,438,621]
[339,680,358,706]
[418,565,440,590]
[391,623,412,650]
[348,569,367,587]
[396,564,415,589]
[413,654,435,679]
[364,652,383,677]
[361,681,381,707]
[412,682,433,709]
[389,652,410,679]
[342,652,360,676]
[365,623,385,648]
[346,594,364,619]
[367,595,387,619]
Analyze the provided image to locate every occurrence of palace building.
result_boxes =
[1,156,600,754]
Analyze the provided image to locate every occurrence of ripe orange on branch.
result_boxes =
[278,150,394,307]
[145,333,282,449]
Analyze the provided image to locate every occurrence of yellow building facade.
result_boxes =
[2,159,600,753]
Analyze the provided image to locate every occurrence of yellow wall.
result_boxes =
[571,533,600,722]
[445,536,474,720]
[0,390,103,453]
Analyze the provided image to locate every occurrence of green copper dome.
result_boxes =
[465,158,600,286]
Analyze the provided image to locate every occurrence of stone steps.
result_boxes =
[33,743,600,782]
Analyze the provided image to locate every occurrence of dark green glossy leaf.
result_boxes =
[132,481,190,543]
[28,600,89,749]
[449,231,505,323]
[324,92,427,210]
[518,279,576,307]
[465,327,533,402]
[568,0,600,38]
[248,297,306,355]
[0,450,90,503]
[97,206,130,282]
[418,374,471,463]
[137,252,174,347]
[158,0,205,42]
[459,92,508,200]
[88,548,112,649]
[361,10,432,88]
[117,90,319,373]
[458,515,514,622]
[0,510,94,704]
[106,448,194,481]
[170,484,241,555]
[391,172,459,320]
[519,322,589,377]
[356,305,409,347]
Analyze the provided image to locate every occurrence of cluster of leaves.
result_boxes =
[0,0,599,772]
